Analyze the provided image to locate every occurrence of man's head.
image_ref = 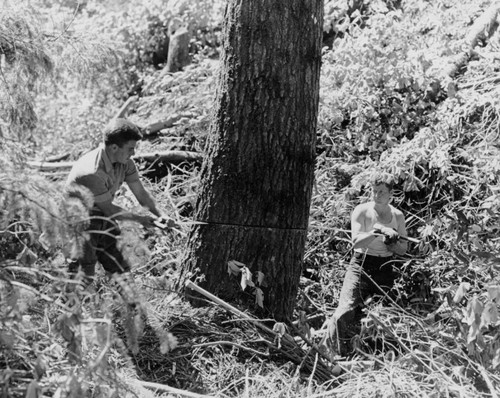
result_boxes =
[103,118,143,147]
[370,172,395,205]
[370,172,395,191]
[103,118,143,164]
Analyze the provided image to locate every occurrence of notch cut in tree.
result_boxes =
[182,0,324,321]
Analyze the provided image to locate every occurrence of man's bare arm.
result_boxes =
[351,205,378,249]
[385,211,408,255]
[95,199,156,227]
[127,180,162,218]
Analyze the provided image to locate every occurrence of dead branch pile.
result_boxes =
[130,282,336,393]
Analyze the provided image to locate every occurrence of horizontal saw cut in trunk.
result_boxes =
[182,0,324,321]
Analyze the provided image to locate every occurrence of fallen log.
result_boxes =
[444,4,500,78]
[27,150,203,171]
[41,152,71,163]
[143,113,195,136]
[26,160,74,171]
[137,150,203,165]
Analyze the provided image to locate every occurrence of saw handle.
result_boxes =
[373,227,420,244]
[153,217,179,230]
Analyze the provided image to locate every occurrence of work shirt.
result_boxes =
[66,144,140,209]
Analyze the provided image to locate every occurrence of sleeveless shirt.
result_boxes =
[355,212,399,257]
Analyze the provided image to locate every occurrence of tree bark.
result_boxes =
[183,0,324,321]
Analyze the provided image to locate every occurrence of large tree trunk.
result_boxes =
[183,0,323,321]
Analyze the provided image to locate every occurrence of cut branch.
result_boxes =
[143,113,195,136]
[133,379,216,398]
[137,150,203,164]
[113,96,138,119]
[192,340,269,357]
[40,152,71,163]
[185,281,336,383]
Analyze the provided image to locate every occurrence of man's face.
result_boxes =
[372,183,392,205]
[112,140,137,164]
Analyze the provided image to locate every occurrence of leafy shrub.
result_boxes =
[319,5,439,159]
[74,0,224,73]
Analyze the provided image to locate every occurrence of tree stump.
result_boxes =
[165,23,190,73]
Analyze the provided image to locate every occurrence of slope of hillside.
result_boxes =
[1,0,500,397]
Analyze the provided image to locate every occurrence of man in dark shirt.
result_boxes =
[66,118,175,279]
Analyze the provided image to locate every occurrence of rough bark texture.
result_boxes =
[183,0,324,321]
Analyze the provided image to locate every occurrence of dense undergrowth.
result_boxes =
[1,0,500,397]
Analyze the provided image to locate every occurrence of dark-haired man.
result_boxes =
[326,172,407,356]
[66,118,176,279]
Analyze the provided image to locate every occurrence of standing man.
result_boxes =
[326,172,407,356]
[65,118,176,280]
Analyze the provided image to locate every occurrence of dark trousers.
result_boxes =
[68,216,131,278]
[328,252,396,355]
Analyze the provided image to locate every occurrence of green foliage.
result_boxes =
[450,283,500,368]
[3,0,500,396]
[227,260,265,308]
[74,0,224,72]
[0,159,182,397]
[319,3,440,159]
[0,0,126,145]
[17,0,223,159]
[0,3,53,133]
[305,3,500,393]
[0,166,87,262]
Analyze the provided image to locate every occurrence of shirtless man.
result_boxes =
[326,172,407,356]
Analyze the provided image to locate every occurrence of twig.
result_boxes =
[475,364,499,398]
[45,2,80,43]
[113,96,138,119]
[288,322,337,366]
[307,352,319,394]
[10,280,54,303]
[366,312,452,380]
[185,281,335,383]
[185,281,277,336]
[81,318,112,370]
[459,74,500,89]
[192,340,269,357]
[133,379,216,398]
